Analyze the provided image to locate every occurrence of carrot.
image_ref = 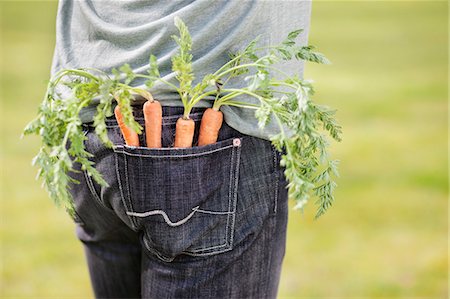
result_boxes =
[198,108,223,146]
[114,105,140,147]
[143,100,162,148]
[174,117,195,148]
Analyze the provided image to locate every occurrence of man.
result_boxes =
[55,1,312,298]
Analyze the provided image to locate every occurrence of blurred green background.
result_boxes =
[1,1,447,298]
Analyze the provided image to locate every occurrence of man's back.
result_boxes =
[52,0,312,139]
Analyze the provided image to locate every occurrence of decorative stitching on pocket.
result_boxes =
[182,143,239,255]
[127,206,200,227]
[182,246,235,257]
[185,144,240,259]
[187,241,229,253]
[195,209,235,215]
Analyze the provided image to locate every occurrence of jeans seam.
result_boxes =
[123,151,139,229]
[115,152,138,230]
[84,169,101,203]
[272,148,279,214]
[229,142,241,248]
[142,236,174,262]
[83,169,117,215]
[76,127,115,221]
[265,213,278,296]
[224,144,235,249]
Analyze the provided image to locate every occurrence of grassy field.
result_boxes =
[1,1,448,298]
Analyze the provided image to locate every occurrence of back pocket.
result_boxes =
[114,137,242,262]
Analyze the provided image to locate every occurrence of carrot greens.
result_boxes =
[23,69,148,216]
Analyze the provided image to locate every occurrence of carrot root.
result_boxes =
[174,117,195,148]
[143,100,162,148]
[198,108,223,146]
[114,105,140,147]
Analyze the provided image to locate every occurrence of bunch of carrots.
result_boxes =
[115,17,334,150]
[114,18,233,149]
[114,98,222,148]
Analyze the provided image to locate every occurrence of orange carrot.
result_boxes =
[114,105,140,147]
[143,100,162,148]
[198,108,223,146]
[174,117,195,148]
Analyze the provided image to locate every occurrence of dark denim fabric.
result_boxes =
[69,105,289,299]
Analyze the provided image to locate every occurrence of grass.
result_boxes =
[1,1,448,298]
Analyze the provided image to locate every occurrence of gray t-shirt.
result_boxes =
[52,0,312,140]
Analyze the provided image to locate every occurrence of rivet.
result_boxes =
[233,138,241,147]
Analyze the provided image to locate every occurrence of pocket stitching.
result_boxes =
[115,144,235,158]
[181,143,240,255]
[182,144,241,257]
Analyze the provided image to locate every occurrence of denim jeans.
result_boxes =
[70,105,289,299]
